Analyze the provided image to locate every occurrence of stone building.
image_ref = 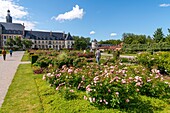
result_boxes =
[0,10,74,49]
[91,39,98,49]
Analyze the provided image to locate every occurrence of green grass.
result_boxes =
[34,74,121,113]
[0,64,43,113]
[21,51,30,61]
[35,74,170,113]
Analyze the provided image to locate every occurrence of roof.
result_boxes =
[98,44,114,47]
[24,30,73,40]
[0,22,23,31]
[65,33,73,40]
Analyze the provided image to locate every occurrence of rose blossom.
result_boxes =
[84,96,87,100]
[126,99,130,103]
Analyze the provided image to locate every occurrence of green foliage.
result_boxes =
[122,43,170,52]
[153,28,164,43]
[73,57,86,67]
[6,37,15,47]
[98,39,122,45]
[22,39,33,49]
[122,33,147,44]
[44,62,170,110]
[73,36,91,50]
[14,37,22,48]
[31,55,39,65]
[113,50,120,60]
[136,52,170,74]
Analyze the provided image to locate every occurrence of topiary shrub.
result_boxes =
[31,55,38,65]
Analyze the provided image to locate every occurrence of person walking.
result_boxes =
[2,49,7,61]
[10,49,13,57]
[95,48,101,65]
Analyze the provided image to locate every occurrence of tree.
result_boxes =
[22,39,33,49]
[73,36,91,50]
[146,36,153,44]
[122,33,135,44]
[165,28,170,44]
[98,39,122,45]
[153,28,164,43]
[122,33,147,44]
[14,37,22,48]
[6,38,15,47]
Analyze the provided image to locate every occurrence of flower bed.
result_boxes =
[43,63,170,109]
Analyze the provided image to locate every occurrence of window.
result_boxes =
[3,36,6,39]
[49,41,51,44]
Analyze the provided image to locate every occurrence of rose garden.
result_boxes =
[24,49,170,112]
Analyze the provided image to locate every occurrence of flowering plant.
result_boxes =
[43,62,170,108]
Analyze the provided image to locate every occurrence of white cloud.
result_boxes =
[0,0,36,29]
[110,33,117,37]
[52,5,84,21]
[90,31,95,35]
[159,3,170,7]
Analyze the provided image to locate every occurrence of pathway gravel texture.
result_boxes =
[0,51,28,107]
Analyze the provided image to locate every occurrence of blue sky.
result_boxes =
[1,0,170,41]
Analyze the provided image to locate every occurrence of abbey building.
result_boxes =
[0,10,74,49]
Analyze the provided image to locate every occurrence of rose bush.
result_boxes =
[43,62,170,108]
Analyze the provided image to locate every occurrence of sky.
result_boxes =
[0,0,170,41]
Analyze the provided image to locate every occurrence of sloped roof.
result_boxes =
[24,30,73,40]
[0,22,23,31]
[65,33,73,40]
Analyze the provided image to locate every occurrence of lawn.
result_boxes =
[21,51,30,61]
[0,64,43,113]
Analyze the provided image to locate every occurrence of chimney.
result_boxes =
[22,23,25,36]
[30,29,32,34]
[50,31,52,36]
[63,31,65,38]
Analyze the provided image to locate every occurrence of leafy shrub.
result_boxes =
[32,66,44,74]
[34,56,52,68]
[136,52,170,74]
[31,55,38,64]
[73,57,86,67]
[43,63,170,109]
[78,52,95,58]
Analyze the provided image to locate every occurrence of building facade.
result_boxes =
[0,10,74,49]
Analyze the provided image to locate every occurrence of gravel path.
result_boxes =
[0,51,26,107]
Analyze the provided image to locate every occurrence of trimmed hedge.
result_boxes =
[122,43,170,53]
[31,55,39,64]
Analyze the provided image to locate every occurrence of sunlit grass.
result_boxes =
[21,51,30,61]
[0,64,43,113]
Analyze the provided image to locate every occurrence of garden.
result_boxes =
[25,49,170,112]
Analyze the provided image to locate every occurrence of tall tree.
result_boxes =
[14,37,22,48]
[6,38,15,47]
[165,28,170,44]
[22,39,33,49]
[122,33,135,44]
[73,36,91,50]
[98,39,122,45]
[153,28,164,43]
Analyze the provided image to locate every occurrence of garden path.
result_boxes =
[0,51,28,107]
